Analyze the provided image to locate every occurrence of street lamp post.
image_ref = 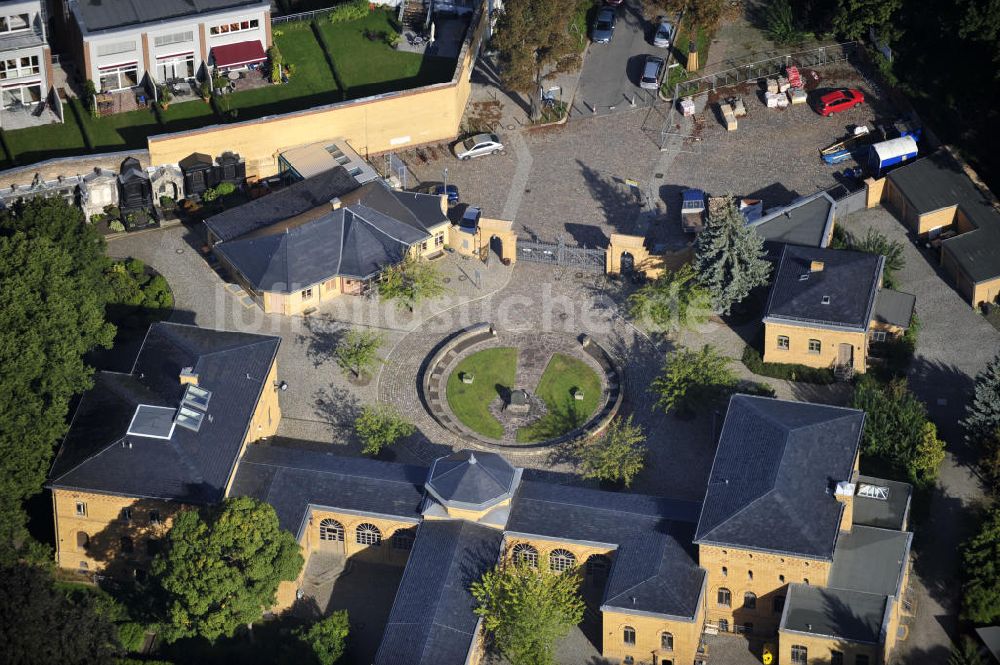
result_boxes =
[443,167,448,193]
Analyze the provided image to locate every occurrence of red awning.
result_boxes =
[211,40,267,68]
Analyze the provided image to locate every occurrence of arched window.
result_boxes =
[717,587,732,607]
[549,548,576,573]
[660,631,674,650]
[76,531,89,549]
[512,543,538,568]
[790,645,808,664]
[319,518,344,542]
[623,626,636,646]
[355,523,382,546]
[774,595,785,614]
[721,566,728,577]
[747,569,754,581]
[392,529,415,551]
[743,592,757,610]
[585,554,610,585]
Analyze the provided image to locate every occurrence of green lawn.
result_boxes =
[226,20,340,119]
[319,9,456,99]
[2,114,87,165]
[517,353,602,443]
[446,347,517,440]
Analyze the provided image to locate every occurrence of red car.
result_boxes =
[817,88,865,116]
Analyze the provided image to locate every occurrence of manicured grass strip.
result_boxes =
[226,20,340,119]
[318,9,456,99]
[517,353,602,443]
[446,347,517,440]
[2,111,88,164]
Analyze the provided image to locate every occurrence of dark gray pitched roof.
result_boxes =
[781,584,888,644]
[74,0,268,32]
[601,530,706,620]
[750,192,835,248]
[852,475,912,530]
[873,289,916,329]
[764,245,883,331]
[426,451,517,510]
[346,180,448,234]
[695,395,864,560]
[204,166,360,242]
[829,526,911,597]
[229,445,426,533]
[375,520,503,665]
[214,204,426,291]
[48,323,280,503]
[889,150,1000,284]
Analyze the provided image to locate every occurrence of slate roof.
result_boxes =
[374,520,503,665]
[48,323,280,504]
[426,451,518,510]
[695,395,864,560]
[204,166,360,242]
[229,445,426,534]
[764,245,883,331]
[873,289,916,329]
[73,0,268,33]
[749,191,835,249]
[508,481,704,619]
[889,150,1000,284]
[781,584,888,644]
[829,526,911,597]
[214,204,427,291]
[852,475,912,530]
[342,180,448,234]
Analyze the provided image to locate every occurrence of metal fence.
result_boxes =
[517,238,605,271]
[273,0,403,24]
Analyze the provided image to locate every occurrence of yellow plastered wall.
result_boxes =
[52,489,183,572]
[972,276,1000,307]
[699,545,831,637]
[778,629,880,665]
[763,322,867,373]
[915,206,959,235]
[602,609,702,665]
[503,536,614,573]
[451,217,517,263]
[147,8,487,179]
[864,177,886,209]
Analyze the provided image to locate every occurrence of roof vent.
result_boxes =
[821,295,831,305]
[330,197,342,211]
[834,481,856,498]
[810,260,825,272]
[468,453,477,465]
[798,274,810,281]
[179,367,198,386]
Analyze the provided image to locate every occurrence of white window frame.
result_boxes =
[155,53,195,81]
[871,330,887,342]
[75,501,87,517]
[0,55,40,80]
[0,13,31,34]
[808,339,821,354]
[777,335,789,350]
[1,81,42,108]
[98,63,139,92]
[153,30,194,48]
[548,548,576,573]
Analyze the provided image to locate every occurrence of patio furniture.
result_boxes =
[227,70,241,81]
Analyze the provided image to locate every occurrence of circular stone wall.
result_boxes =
[422,324,624,453]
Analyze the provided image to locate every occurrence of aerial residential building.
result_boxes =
[60,0,271,95]
[0,0,56,125]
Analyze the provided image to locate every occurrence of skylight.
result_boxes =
[799,274,810,281]
[127,405,177,440]
[181,384,212,411]
[174,405,205,432]
[821,295,831,305]
[857,483,889,500]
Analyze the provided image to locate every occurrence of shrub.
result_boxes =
[159,196,176,210]
[327,0,369,23]
[198,80,211,100]
[355,405,415,456]
[109,220,126,233]
[215,181,237,197]
[117,622,146,652]
[652,345,738,416]
[763,0,808,45]
[89,213,106,224]
[83,79,97,116]
[741,345,836,384]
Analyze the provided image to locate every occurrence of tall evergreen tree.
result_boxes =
[962,505,1000,624]
[693,196,771,315]
[964,354,1000,443]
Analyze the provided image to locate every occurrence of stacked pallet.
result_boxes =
[719,102,738,130]
[680,96,696,116]
[786,65,802,88]
[787,88,807,105]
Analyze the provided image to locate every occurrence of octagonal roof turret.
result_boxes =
[425,450,518,511]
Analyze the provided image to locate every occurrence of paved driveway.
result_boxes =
[571,0,666,117]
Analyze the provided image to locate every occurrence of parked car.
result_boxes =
[460,206,482,232]
[453,133,505,160]
[639,55,666,90]
[816,88,865,117]
[592,7,616,44]
[434,184,460,207]
[652,19,675,48]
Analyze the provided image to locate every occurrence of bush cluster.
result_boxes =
[741,345,836,384]
[328,0,369,24]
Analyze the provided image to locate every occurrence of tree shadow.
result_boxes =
[577,159,644,236]
[745,182,800,208]
[907,356,977,467]
[297,318,347,369]
[310,385,363,445]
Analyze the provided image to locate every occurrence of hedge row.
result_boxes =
[741,345,836,384]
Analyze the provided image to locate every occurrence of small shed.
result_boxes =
[869,136,918,177]
[179,152,215,197]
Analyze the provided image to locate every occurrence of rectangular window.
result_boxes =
[98,64,139,92]
[2,83,43,108]
[149,510,161,525]
[75,501,87,517]
[831,652,844,665]
[0,55,40,79]
[623,627,635,646]
[435,234,444,247]
[773,595,785,614]
[790,645,808,664]
[153,31,194,48]
[301,288,314,300]
[871,330,887,342]
[808,339,821,354]
[0,13,31,33]
[209,18,259,36]
[155,53,195,81]
[121,507,133,522]
[97,41,138,58]
[777,335,789,350]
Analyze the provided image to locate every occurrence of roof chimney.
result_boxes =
[330,197,342,211]
[834,480,856,532]
[179,367,199,386]
[810,260,825,272]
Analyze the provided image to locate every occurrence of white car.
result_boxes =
[454,133,505,160]
[653,19,675,48]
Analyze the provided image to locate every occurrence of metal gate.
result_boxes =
[517,238,605,271]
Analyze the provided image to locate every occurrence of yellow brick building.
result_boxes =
[762,245,915,375]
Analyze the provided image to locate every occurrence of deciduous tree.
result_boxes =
[578,416,647,487]
[832,0,902,43]
[651,345,738,416]
[378,255,446,311]
[627,263,712,334]
[296,610,350,665]
[962,505,1000,624]
[472,559,585,665]
[850,228,906,289]
[693,196,771,314]
[335,329,384,380]
[948,636,985,665]
[354,405,416,456]
[151,497,303,643]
